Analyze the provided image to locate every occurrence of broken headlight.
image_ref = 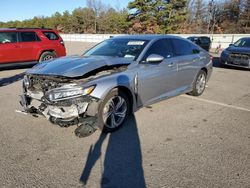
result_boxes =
[47,85,95,101]
[23,75,31,89]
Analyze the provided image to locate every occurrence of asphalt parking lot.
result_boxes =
[0,42,249,188]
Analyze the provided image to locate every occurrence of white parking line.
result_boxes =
[182,95,250,112]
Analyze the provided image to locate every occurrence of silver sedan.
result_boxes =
[20,35,213,137]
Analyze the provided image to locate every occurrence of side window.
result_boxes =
[172,39,193,56]
[20,32,41,42]
[43,32,59,40]
[0,32,17,44]
[144,39,173,60]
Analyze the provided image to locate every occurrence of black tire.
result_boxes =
[189,70,207,96]
[220,59,226,68]
[39,51,56,62]
[97,89,131,133]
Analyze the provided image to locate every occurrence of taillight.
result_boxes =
[60,40,65,46]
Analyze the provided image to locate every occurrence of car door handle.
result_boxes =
[14,45,21,48]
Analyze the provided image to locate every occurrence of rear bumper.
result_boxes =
[56,47,66,57]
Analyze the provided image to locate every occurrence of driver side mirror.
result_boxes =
[229,43,234,47]
[146,54,164,63]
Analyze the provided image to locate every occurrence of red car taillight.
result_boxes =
[60,40,65,46]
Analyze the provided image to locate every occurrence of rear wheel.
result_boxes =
[98,89,131,133]
[189,70,207,96]
[39,51,56,62]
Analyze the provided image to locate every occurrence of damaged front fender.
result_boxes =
[20,59,132,137]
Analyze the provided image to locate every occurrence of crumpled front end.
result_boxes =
[20,74,100,137]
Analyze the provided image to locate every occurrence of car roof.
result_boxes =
[0,28,54,32]
[239,37,250,40]
[188,36,210,38]
[112,34,183,41]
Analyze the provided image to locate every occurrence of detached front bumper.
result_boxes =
[19,93,100,129]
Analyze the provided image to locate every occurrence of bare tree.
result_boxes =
[87,0,105,33]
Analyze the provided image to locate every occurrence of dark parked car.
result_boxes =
[20,35,213,137]
[187,36,211,51]
[0,28,66,67]
[221,37,250,69]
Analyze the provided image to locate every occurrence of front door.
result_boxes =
[0,31,20,64]
[136,38,178,106]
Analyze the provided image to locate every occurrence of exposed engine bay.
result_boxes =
[19,65,128,137]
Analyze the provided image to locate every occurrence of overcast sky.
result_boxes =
[0,0,130,22]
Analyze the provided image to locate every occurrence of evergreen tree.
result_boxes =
[128,0,157,33]
[128,0,188,34]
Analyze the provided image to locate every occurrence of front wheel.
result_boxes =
[98,89,131,133]
[189,70,207,96]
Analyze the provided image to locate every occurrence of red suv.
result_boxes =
[0,28,66,66]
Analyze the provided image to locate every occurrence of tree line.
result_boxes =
[0,0,249,34]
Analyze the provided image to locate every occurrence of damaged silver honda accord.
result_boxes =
[20,35,212,137]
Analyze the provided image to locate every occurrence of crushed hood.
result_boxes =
[26,56,132,78]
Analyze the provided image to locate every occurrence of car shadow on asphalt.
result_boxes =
[0,72,24,87]
[80,115,146,188]
[0,62,36,71]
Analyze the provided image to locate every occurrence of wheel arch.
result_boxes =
[190,67,208,93]
[114,85,134,112]
[201,67,208,75]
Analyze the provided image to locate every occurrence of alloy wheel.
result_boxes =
[43,55,53,61]
[102,96,127,129]
[196,73,206,94]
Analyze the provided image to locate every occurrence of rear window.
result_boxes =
[199,37,211,44]
[43,31,59,40]
[20,32,41,42]
[0,32,17,44]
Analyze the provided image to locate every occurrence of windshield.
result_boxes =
[234,38,250,48]
[84,38,149,60]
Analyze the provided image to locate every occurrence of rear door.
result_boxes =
[137,38,179,106]
[171,38,201,89]
[0,31,19,64]
[17,31,41,62]
[42,31,66,56]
